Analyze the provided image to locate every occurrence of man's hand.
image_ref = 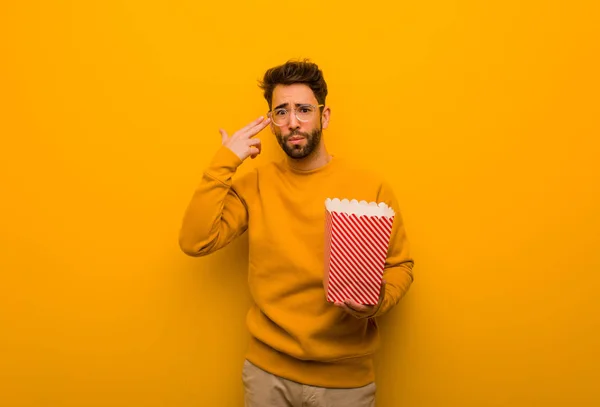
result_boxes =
[219,116,271,161]
[334,280,386,319]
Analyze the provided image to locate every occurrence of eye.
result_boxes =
[274,109,287,116]
[299,107,311,113]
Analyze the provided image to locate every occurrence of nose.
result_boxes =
[287,112,300,130]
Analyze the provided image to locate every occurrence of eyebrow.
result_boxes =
[274,102,311,110]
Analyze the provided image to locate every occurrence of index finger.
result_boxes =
[241,116,271,138]
[238,116,268,134]
[343,299,370,312]
[241,116,264,130]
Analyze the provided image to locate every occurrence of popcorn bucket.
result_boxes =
[324,198,395,305]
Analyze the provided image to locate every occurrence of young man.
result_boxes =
[179,60,414,406]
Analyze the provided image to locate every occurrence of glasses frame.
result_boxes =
[267,104,324,127]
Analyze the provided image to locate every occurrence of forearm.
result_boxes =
[371,181,415,317]
[373,261,414,318]
[178,147,248,256]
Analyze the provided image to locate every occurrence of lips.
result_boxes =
[287,133,306,144]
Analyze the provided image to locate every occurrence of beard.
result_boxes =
[275,127,322,159]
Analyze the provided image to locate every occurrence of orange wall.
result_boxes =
[1,1,599,406]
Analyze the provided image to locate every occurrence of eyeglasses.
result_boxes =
[267,104,324,126]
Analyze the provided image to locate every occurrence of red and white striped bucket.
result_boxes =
[324,198,395,305]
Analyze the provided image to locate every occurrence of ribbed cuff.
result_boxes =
[204,145,243,183]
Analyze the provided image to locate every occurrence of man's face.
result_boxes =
[269,84,329,159]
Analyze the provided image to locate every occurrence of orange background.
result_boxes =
[1,1,599,406]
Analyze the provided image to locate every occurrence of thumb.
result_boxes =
[219,129,228,144]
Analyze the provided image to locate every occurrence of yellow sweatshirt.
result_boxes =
[179,145,414,388]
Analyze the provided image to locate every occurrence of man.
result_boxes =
[179,59,414,406]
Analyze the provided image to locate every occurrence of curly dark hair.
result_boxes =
[258,59,328,109]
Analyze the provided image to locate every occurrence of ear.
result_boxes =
[321,106,331,129]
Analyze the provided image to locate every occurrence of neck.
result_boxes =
[286,143,331,172]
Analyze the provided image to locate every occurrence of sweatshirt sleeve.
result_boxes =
[371,181,415,318]
[178,146,253,257]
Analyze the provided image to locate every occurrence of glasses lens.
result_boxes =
[296,105,316,121]
[272,108,288,125]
